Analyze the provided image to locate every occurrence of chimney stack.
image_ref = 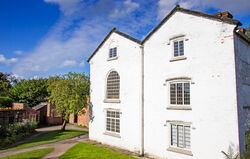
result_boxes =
[238,28,246,34]
[214,11,233,19]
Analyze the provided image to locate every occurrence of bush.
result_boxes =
[0,120,37,149]
[242,130,250,159]
[0,96,13,107]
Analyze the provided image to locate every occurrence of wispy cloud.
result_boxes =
[14,50,23,55]
[44,0,84,16]
[12,0,151,77]
[157,0,250,19]
[0,54,18,65]
[11,0,249,78]
[60,60,77,68]
[109,0,139,18]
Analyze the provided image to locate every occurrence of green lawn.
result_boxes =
[0,148,54,159]
[60,142,136,159]
[3,129,87,152]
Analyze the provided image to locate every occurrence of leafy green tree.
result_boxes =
[10,78,48,106]
[246,25,250,39]
[47,72,89,131]
[0,72,15,97]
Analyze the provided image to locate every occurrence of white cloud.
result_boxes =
[0,54,18,65]
[157,0,250,19]
[79,61,85,67]
[109,0,139,18]
[61,60,77,67]
[14,50,23,55]
[30,75,39,80]
[44,0,83,16]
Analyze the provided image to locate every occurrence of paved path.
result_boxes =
[0,124,88,159]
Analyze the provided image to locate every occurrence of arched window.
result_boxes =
[106,71,120,99]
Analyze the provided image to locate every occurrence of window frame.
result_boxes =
[105,109,121,136]
[173,39,184,58]
[105,70,120,101]
[168,80,191,106]
[170,123,191,149]
[108,47,118,60]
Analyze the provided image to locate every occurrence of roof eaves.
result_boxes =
[87,28,141,62]
[142,6,242,44]
[235,31,250,45]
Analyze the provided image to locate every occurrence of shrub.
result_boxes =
[0,120,37,149]
[0,96,13,107]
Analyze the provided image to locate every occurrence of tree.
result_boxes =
[0,72,18,97]
[47,72,89,131]
[246,25,250,39]
[9,78,48,106]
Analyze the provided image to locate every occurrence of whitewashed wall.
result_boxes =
[89,32,142,153]
[143,11,239,159]
[234,34,250,154]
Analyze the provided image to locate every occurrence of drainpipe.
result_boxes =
[140,45,145,156]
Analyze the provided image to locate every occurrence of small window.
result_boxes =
[170,82,190,105]
[109,47,117,58]
[106,110,120,133]
[106,71,120,99]
[173,40,184,57]
[171,124,191,149]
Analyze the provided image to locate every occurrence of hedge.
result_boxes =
[0,96,13,107]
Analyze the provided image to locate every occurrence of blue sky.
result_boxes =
[0,0,249,79]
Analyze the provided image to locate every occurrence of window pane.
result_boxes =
[184,126,191,149]
[177,125,184,148]
[171,124,177,146]
[109,49,113,58]
[116,119,120,133]
[174,42,179,57]
[106,118,111,131]
[106,71,120,99]
[177,83,183,104]
[113,48,117,57]
[170,84,176,104]
[184,83,190,105]
[179,41,184,56]
[106,111,120,133]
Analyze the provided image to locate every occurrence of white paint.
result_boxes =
[89,32,142,153]
[89,10,250,159]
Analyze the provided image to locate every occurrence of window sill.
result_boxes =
[107,56,118,61]
[103,132,121,138]
[103,99,121,103]
[169,56,187,62]
[167,147,193,156]
[166,106,192,110]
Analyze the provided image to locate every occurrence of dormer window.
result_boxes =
[174,40,184,57]
[109,47,117,58]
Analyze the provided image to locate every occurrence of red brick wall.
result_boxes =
[77,106,89,127]
[46,104,63,125]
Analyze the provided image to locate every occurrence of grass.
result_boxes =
[3,129,87,152]
[0,148,54,159]
[60,142,136,159]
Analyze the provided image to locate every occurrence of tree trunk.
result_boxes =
[61,119,67,131]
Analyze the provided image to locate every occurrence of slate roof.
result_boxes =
[32,102,47,110]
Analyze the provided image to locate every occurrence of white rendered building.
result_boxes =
[88,6,250,159]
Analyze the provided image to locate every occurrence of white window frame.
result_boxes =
[169,80,190,106]
[108,47,117,59]
[173,38,184,57]
[106,70,120,99]
[170,123,191,149]
[105,109,120,134]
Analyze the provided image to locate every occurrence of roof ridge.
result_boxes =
[87,28,141,62]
